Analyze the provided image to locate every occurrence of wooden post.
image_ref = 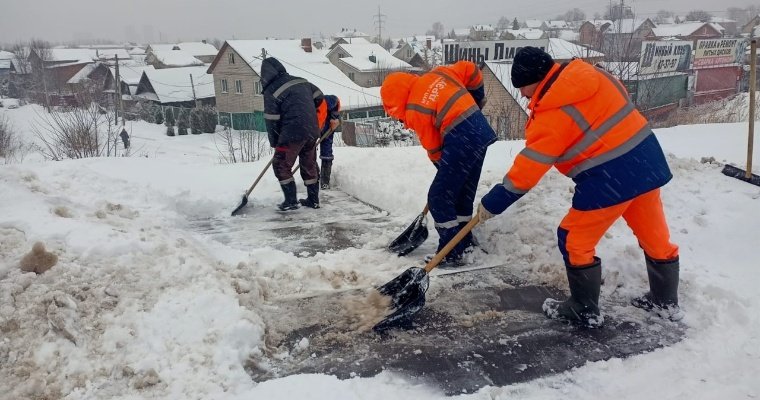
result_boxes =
[189,74,198,108]
[748,39,757,179]
[114,55,121,124]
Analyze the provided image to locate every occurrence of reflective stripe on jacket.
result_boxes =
[482,59,672,213]
[381,61,484,161]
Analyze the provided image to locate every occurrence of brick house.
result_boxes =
[579,20,612,49]
[481,61,529,140]
[206,39,383,131]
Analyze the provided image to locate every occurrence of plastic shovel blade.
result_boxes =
[388,213,429,256]
[373,267,430,332]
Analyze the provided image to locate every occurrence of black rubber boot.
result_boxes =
[543,258,603,328]
[631,256,682,321]
[320,160,332,190]
[277,181,299,211]
[299,183,320,209]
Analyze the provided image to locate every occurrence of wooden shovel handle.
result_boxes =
[245,157,274,197]
[424,215,480,273]
[422,203,429,215]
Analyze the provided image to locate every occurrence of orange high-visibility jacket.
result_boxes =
[482,58,671,213]
[381,61,483,161]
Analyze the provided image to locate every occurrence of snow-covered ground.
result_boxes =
[1,104,759,399]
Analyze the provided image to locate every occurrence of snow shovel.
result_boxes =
[374,215,480,332]
[388,204,429,256]
[231,126,338,216]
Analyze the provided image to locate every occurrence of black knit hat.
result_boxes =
[511,46,554,88]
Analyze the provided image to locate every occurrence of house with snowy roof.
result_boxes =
[27,48,101,93]
[146,42,218,63]
[206,39,384,131]
[392,35,441,69]
[649,22,725,45]
[145,49,204,69]
[326,42,413,87]
[134,65,214,107]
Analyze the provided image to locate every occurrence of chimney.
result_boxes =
[301,38,312,53]
[369,54,377,63]
[426,38,432,49]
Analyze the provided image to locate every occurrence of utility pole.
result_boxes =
[189,74,198,108]
[114,55,123,125]
[373,6,386,45]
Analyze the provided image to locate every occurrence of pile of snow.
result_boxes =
[0,102,759,399]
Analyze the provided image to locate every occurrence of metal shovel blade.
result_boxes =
[388,213,429,256]
[373,267,430,332]
[231,194,249,216]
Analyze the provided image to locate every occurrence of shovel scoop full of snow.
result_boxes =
[373,267,430,332]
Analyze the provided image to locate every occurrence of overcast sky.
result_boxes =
[0,0,754,45]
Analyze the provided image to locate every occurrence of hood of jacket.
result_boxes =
[531,59,600,112]
[260,57,288,90]
[380,72,418,121]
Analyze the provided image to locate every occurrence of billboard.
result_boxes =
[443,39,548,64]
[694,39,747,68]
[639,40,692,75]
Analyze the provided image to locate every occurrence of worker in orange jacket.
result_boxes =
[382,61,497,266]
[478,47,681,327]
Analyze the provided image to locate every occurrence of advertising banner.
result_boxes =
[639,40,692,75]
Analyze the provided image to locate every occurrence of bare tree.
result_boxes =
[604,3,634,20]
[654,10,675,24]
[32,102,120,160]
[497,16,511,30]
[426,22,445,40]
[558,8,586,22]
[686,9,713,22]
[0,114,32,163]
[215,127,272,164]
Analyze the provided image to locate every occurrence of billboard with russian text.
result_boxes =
[639,40,692,75]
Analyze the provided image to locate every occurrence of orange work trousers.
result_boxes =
[557,188,679,267]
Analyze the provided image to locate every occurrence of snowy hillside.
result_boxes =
[1,104,759,399]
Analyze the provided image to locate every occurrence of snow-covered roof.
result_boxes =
[558,30,580,42]
[0,60,10,69]
[548,38,603,59]
[332,43,412,72]
[221,40,382,110]
[484,61,529,113]
[585,19,613,29]
[334,30,370,38]
[150,50,204,67]
[710,17,736,23]
[176,42,218,57]
[507,28,545,40]
[128,47,146,55]
[97,48,130,61]
[453,28,471,37]
[606,18,651,34]
[0,50,13,60]
[46,48,99,63]
[336,37,371,45]
[652,22,723,37]
[546,20,569,29]
[113,64,156,86]
[524,20,545,29]
[138,66,214,103]
[66,63,100,84]
[472,24,495,31]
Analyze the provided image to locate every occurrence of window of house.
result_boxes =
[235,80,243,94]
[348,72,355,81]
[221,79,228,93]
[407,49,412,58]
[228,52,235,64]
[254,81,262,95]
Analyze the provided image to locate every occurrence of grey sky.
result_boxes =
[0,0,754,44]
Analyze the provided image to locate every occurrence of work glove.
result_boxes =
[477,203,495,222]
[329,119,340,131]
